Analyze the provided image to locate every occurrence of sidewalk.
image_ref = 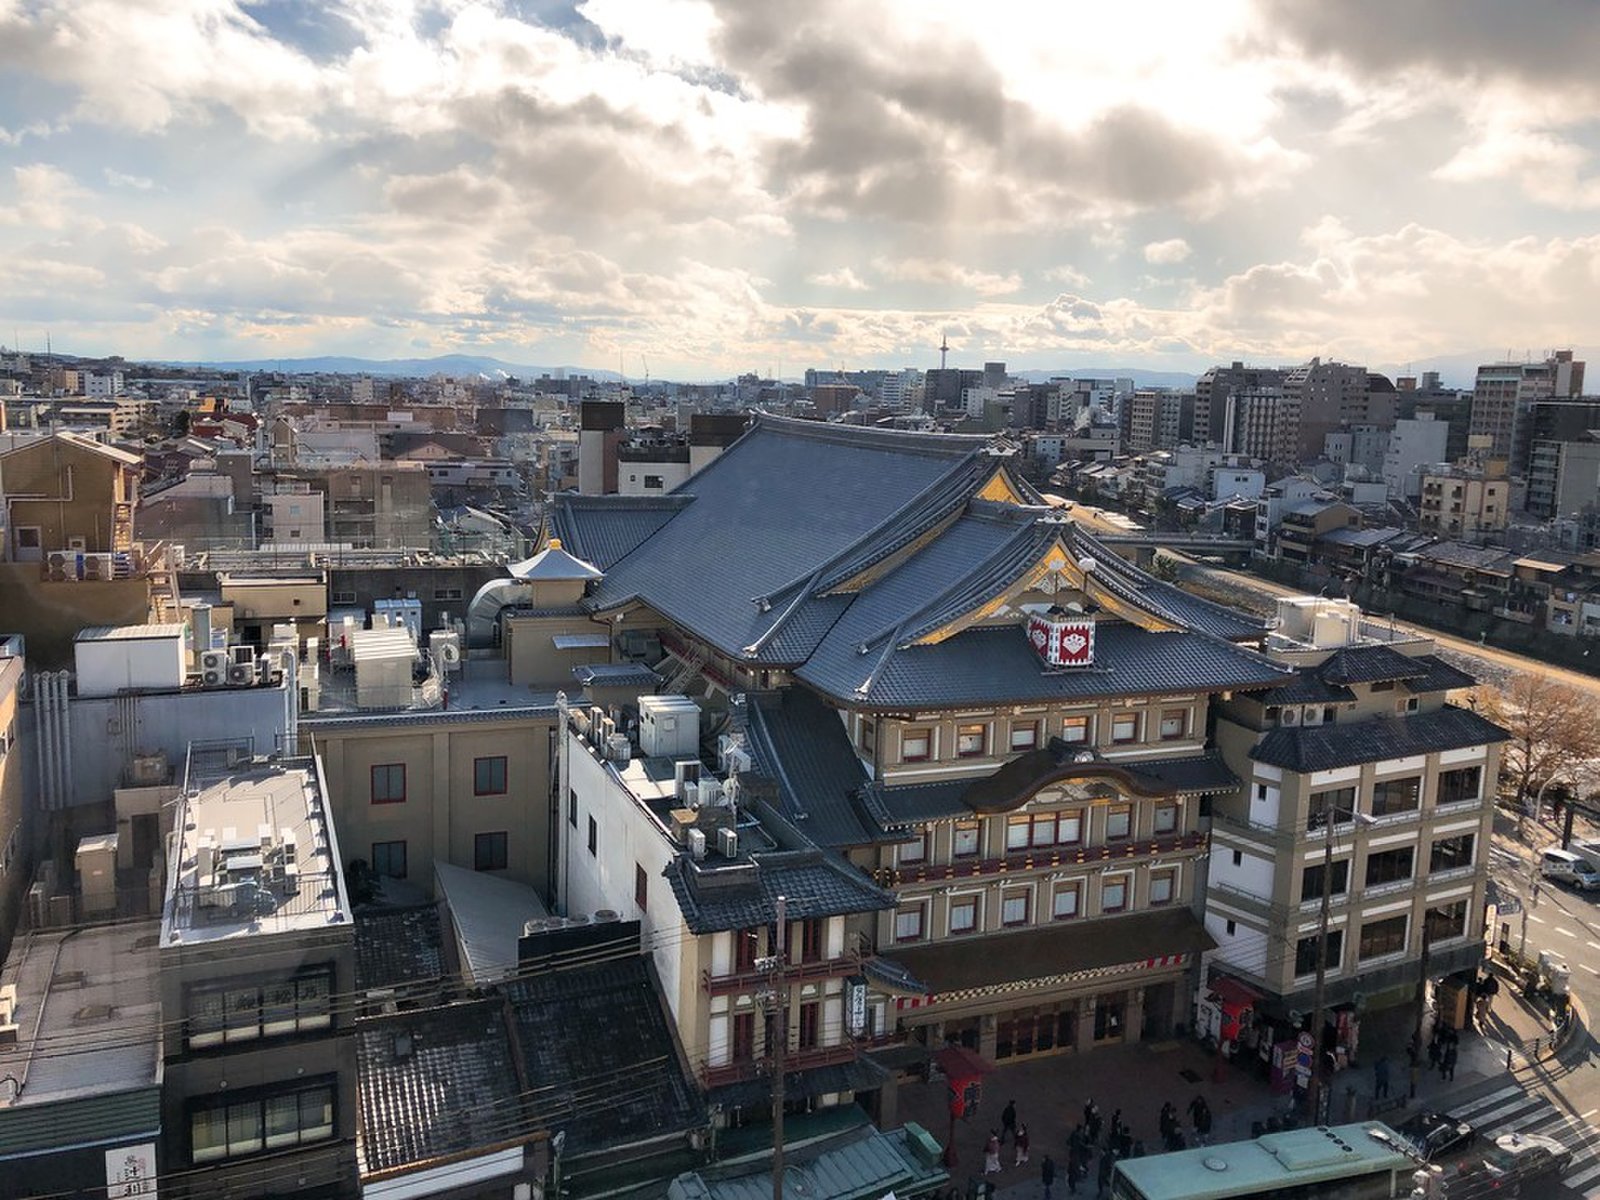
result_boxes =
[894,982,1558,1200]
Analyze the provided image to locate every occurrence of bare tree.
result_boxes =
[1478,674,1600,831]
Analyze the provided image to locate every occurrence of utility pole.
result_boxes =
[1308,810,1334,1124]
[1412,922,1433,1058]
[767,894,788,1200]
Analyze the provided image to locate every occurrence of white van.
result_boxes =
[1540,848,1600,891]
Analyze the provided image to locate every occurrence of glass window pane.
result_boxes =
[1011,723,1037,750]
[224,987,260,1042]
[1031,815,1055,847]
[300,1088,334,1142]
[227,1101,263,1156]
[1002,894,1028,925]
[1103,879,1127,911]
[1053,887,1079,919]
[950,899,977,933]
[261,981,297,1036]
[297,973,331,1030]
[1062,716,1088,743]
[1150,873,1174,904]
[190,988,226,1048]
[192,1108,228,1162]
[1006,816,1030,851]
[1153,804,1178,834]
[954,822,980,857]
[1106,807,1131,839]
[264,1095,300,1148]
[1058,811,1082,844]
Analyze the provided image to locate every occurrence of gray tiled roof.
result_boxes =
[741,687,882,848]
[1249,705,1508,773]
[356,1000,523,1176]
[705,1055,890,1111]
[550,494,693,570]
[354,905,444,995]
[1403,655,1479,694]
[1316,644,1428,685]
[572,661,661,687]
[505,955,703,1157]
[664,849,895,934]
[1258,673,1356,705]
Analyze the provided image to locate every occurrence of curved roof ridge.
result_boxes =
[749,411,993,457]
[1069,524,1270,635]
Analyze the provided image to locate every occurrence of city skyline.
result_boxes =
[2,1,1599,379]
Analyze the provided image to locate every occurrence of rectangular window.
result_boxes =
[568,788,578,828]
[370,763,406,804]
[587,816,598,857]
[1307,786,1356,832]
[1101,875,1129,913]
[732,1011,755,1061]
[635,863,648,910]
[1152,803,1178,835]
[1105,805,1132,841]
[950,894,978,934]
[956,723,987,758]
[894,905,924,942]
[1010,721,1039,751]
[735,929,758,973]
[1371,776,1421,817]
[1159,710,1186,740]
[1052,882,1081,920]
[371,840,407,879]
[1062,715,1089,743]
[475,831,509,871]
[1111,713,1138,743]
[1300,859,1349,901]
[859,719,876,755]
[1359,915,1409,960]
[473,755,508,796]
[798,1001,820,1050]
[1294,930,1343,976]
[1437,766,1482,805]
[1365,847,1414,886]
[190,1082,335,1165]
[901,728,932,762]
[644,474,664,489]
[1057,810,1083,844]
[1006,815,1032,852]
[1149,869,1176,906]
[1001,890,1030,927]
[953,819,981,858]
[1425,900,1469,942]
[187,969,334,1051]
[898,831,928,864]
[800,918,824,963]
[1430,833,1476,873]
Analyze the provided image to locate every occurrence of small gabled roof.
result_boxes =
[1316,644,1427,685]
[508,537,602,581]
[664,849,895,934]
[0,428,142,465]
[1403,655,1479,694]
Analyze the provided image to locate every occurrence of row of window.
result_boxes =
[894,869,1178,942]
[898,802,1181,866]
[1297,834,1477,903]
[370,756,509,805]
[190,1080,335,1164]
[1300,766,1481,830]
[729,919,829,973]
[1290,901,1469,976]
[188,969,334,1049]
[875,709,1191,763]
[725,1000,826,1060]
[371,831,507,879]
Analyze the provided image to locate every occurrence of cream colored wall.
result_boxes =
[222,580,329,621]
[308,712,555,897]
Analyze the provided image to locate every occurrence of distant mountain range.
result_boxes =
[172,354,623,381]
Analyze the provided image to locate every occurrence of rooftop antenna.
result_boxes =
[939,333,949,371]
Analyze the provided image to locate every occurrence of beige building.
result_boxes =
[1206,598,1503,1027]
[0,430,139,559]
[1419,459,1510,542]
[0,644,25,959]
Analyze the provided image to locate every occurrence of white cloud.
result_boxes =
[807,267,869,291]
[873,256,1022,296]
[1143,238,1192,264]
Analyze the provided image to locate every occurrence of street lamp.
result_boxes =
[1308,804,1376,1124]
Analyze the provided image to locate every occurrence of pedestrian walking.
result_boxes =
[1427,1034,1441,1070]
[1158,1100,1177,1142]
[1001,1098,1018,1144]
[1408,1053,1421,1100]
[1109,1108,1125,1144]
[1187,1094,1205,1126]
[1069,1123,1087,1166]
[1015,1122,1031,1167]
[1066,1154,1084,1196]
[1097,1147,1116,1199]
[1085,1100,1103,1147]
[1442,1041,1458,1082]
[1041,1155,1057,1200]
[1373,1055,1390,1099]
[1194,1098,1213,1145]
[983,1130,1002,1174]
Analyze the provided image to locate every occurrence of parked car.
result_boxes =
[1539,848,1600,891]
[1398,1109,1476,1160]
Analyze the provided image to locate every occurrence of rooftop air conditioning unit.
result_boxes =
[231,644,256,667]
[605,734,632,764]
[45,551,75,582]
[674,760,702,799]
[718,827,739,858]
[1280,709,1298,726]
[226,662,255,686]
[80,552,112,581]
[687,828,707,861]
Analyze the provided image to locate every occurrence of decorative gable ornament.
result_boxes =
[1026,607,1096,668]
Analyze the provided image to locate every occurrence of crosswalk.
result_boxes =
[1439,1083,1600,1197]
[1490,844,1531,871]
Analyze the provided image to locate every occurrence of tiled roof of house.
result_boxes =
[354,905,444,995]
[549,494,693,570]
[664,848,895,934]
[741,687,882,848]
[1402,655,1479,694]
[355,1000,523,1177]
[504,954,702,1158]
[1316,645,1428,685]
[1258,674,1356,705]
[1249,705,1508,773]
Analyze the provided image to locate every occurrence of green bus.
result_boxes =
[1111,1122,1419,1200]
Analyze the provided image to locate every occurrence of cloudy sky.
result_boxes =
[2,0,1598,379]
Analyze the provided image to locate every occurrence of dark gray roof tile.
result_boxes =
[742,688,881,848]
[1316,644,1428,685]
[1249,705,1508,773]
[665,849,895,934]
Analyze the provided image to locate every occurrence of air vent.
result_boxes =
[52,970,87,988]
[73,1004,116,1023]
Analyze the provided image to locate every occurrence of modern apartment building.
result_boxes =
[1419,460,1511,542]
[158,746,357,1198]
[1205,598,1504,1026]
[1195,363,1286,448]
[1468,351,1583,468]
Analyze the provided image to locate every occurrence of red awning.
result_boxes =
[934,1045,994,1081]
[1208,976,1260,1008]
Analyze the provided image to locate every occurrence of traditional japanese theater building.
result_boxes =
[549,415,1294,1112]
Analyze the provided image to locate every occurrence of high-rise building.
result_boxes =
[1283,359,1371,461]
[1228,387,1300,466]
[1468,350,1584,469]
[1194,362,1286,448]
